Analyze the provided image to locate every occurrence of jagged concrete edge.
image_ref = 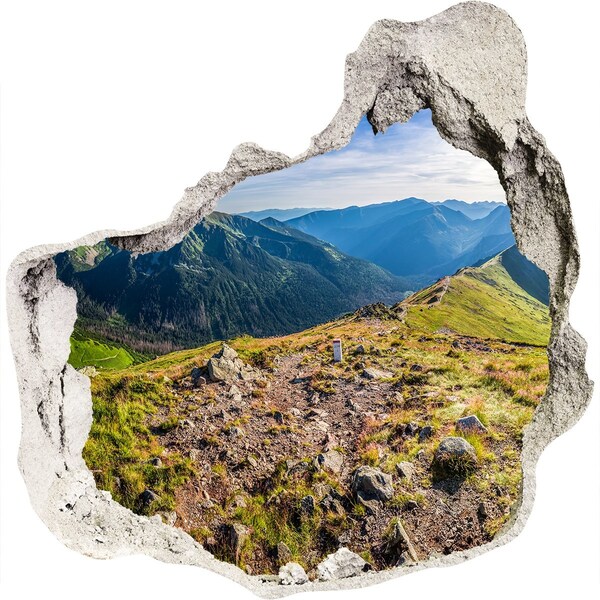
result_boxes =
[5,2,593,597]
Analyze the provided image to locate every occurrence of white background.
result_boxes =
[1,1,598,599]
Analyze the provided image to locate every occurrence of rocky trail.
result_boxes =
[145,333,527,579]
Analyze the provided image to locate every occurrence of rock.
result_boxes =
[410,364,423,372]
[273,410,285,424]
[418,425,434,442]
[230,494,247,509]
[432,436,478,478]
[279,562,308,585]
[228,523,249,563]
[313,420,330,432]
[456,414,488,434]
[150,457,162,467]
[478,502,488,520]
[207,344,254,382]
[307,408,328,419]
[246,455,258,468]
[346,398,359,412]
[352,466,394,511]
[323,432,338,451]
[158,511,177,526]
[362,367,393,380]
[353,344,365,355]
[313,483,332,500]
[78,365,98,378]
[299,495,316,516]
[315,449,344,474]
[395,461,414,481]
[227,426,244,438]
[320,489,346,515]
[219,409,232,421]
[316,547,369,581]
[277,541,293,564]
[289,407,302,417]
[139,489,160,508]
[405,500,419,511]
[385,519,419,563]
[404,422,419,437]
[308,393,320,406]
[191,367,206,385]
[446,395,460,402]
[285,459,310,476]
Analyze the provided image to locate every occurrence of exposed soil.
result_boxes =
[149,323,528,576]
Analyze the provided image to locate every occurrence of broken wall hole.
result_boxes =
[50,103,551,577]
[6,3,592,597]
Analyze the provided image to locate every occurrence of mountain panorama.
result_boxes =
[54,194,552,580]
[55,197,537,358]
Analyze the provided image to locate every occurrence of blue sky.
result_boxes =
[217,109,505,213]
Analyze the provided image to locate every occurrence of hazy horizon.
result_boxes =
[217,109,506,214]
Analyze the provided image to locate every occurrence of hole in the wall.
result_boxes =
[53,108,551,581]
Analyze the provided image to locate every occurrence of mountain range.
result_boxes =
[55,212,410,355]
[237,207,332,221]
[284,198,513,282]
[55,198,541,360]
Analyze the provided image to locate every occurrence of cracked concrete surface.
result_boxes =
[5,2,593,596]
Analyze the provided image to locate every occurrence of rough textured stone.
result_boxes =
[276,541,293,564]
[207,344,254,382]
[5,3,592,596]
[362,367,393,380]
[352,465,394,511]
[385,519,419,563]
[315,449,344,474]
[227,523,249,564]
[278,562,308,585]
[433,436,478,478]
[456,415,488,434]
[316,547,369,581]
[396,461,415,481]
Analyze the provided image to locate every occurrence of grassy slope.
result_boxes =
[68,328,149,370]
[79,251,551,567]
[403,253,551,346]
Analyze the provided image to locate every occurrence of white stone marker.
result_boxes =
[333,338,343,362]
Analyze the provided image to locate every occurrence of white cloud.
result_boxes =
[218,110,505,213]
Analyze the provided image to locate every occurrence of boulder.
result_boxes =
[456,414,488,434]
[279,562,308,585]
[207,344,254,382]
[316,547,369,581]
[353,344,366,355]
[432,436,478,478]
[352,466,394,512]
